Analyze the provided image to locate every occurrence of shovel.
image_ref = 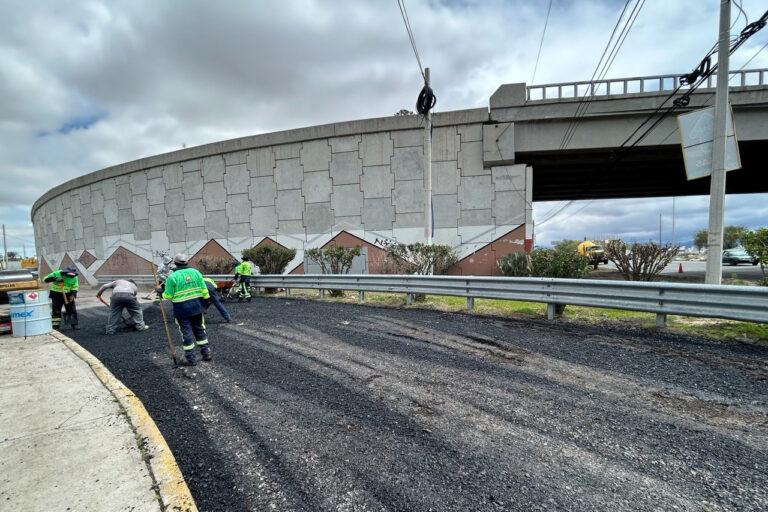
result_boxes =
[62,291,73,327]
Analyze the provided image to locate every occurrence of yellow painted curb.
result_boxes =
[53,331,198,512]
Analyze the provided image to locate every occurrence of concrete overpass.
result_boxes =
[486,69,768,200]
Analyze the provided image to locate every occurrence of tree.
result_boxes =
[552,240,580,253]
[194,257,238,275]
[381,241,457,275]
[6,251,20,261]
[394,109,416,116]
[305,245,362,297]
[693,225,747,250]
[605,241,679,281]
[241,245,296,274]
[742,227,768,285]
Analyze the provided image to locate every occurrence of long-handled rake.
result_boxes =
[150,261,179,365]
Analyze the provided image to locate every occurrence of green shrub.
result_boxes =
[552,239,580,253]
[241,245,296,275]
[306,245,362,297]
[381,241,457,275]
[498,252,531,277]
[742,227,768,285]
[195,257,238,275]
[530,249,590,279]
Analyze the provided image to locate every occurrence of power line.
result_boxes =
[396,0,425,80]
[558,0,645,151]
[561,0,646,150]
[538,7,767,229]
[530,0,553,84]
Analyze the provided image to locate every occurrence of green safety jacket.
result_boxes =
[162,268,209,303]
[234,261,252,276]
[203,277,218,289]
[44,270,79,293]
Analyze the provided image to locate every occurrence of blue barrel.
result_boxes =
[10,289,52,337]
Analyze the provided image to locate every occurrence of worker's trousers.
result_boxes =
[175,313,209,363]
[50,291,78,328]
[203,291,231,321]
[106,293,146,334]
[237,276,251,299]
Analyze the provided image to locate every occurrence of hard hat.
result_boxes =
[162,255,173,265]
[173,253,189,265]
[63,266,78,276]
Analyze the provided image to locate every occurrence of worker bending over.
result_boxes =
[158,254,211,366]
[233,256,252,301]
[44,266,79,330]
[96,279,149,334]
[202,277,231,322]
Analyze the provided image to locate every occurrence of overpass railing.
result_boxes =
[526,68,768,101]
[104,274,768,326]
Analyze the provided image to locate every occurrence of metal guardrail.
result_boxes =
[526,68,768,101]
[97,273,768,325]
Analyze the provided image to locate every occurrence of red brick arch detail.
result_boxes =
[38,256,52,277]
[78,250,97,268]
[188,239,237,267]
[448,225,527,276]
[59,253,76,270]
[320,231,390,274]
[94,247,157,277]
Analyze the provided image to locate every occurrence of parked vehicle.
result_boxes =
[577,241,608,269]
[722,248,759,266]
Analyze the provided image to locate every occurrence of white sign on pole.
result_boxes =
[677,104,741,181]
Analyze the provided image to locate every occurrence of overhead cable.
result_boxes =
[396,0,425,80]
[530,0,554,84]
[558,0,645,151]
[542,8,768,229]
[560,0,646,151]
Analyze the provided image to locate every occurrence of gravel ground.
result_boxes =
[70,296,768,511]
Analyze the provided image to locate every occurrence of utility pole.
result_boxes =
[1,224,6,271]
[659,213,662,245]
[424,67,433,250]
[705,0,731,285]
[671,197,676,247]
[423,67,434,276]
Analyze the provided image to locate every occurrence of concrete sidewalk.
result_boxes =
[0,332,193,511]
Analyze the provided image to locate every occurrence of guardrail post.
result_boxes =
[546,303,556,321]
[655,313,667,329]
[358,290,365,303]
[406,293,413,305]
[285,287,291,297]
[466,297,474,311]
[319,289,325,299]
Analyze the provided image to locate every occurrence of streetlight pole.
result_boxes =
[424,67,433,249]
[705,0,731,285]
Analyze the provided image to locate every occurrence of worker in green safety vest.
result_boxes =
[44,266,79,330]
[233,256,252,301]
[157,254,211,366]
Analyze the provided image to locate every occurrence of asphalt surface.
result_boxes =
[70,297,768,511]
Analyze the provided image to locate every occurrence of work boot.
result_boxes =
[136,324,150,331]
[201,346,212,361]
[177,358,197,367]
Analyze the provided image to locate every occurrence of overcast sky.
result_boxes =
[1,0,767,255]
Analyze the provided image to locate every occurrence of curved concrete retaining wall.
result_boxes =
[32,108,531,284]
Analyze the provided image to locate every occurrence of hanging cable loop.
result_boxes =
[416,84,436,115]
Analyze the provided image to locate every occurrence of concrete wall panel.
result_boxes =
[33,108,527,277]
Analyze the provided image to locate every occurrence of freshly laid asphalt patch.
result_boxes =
[71,297,768,511]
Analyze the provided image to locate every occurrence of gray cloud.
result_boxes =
[1,0,766,251]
